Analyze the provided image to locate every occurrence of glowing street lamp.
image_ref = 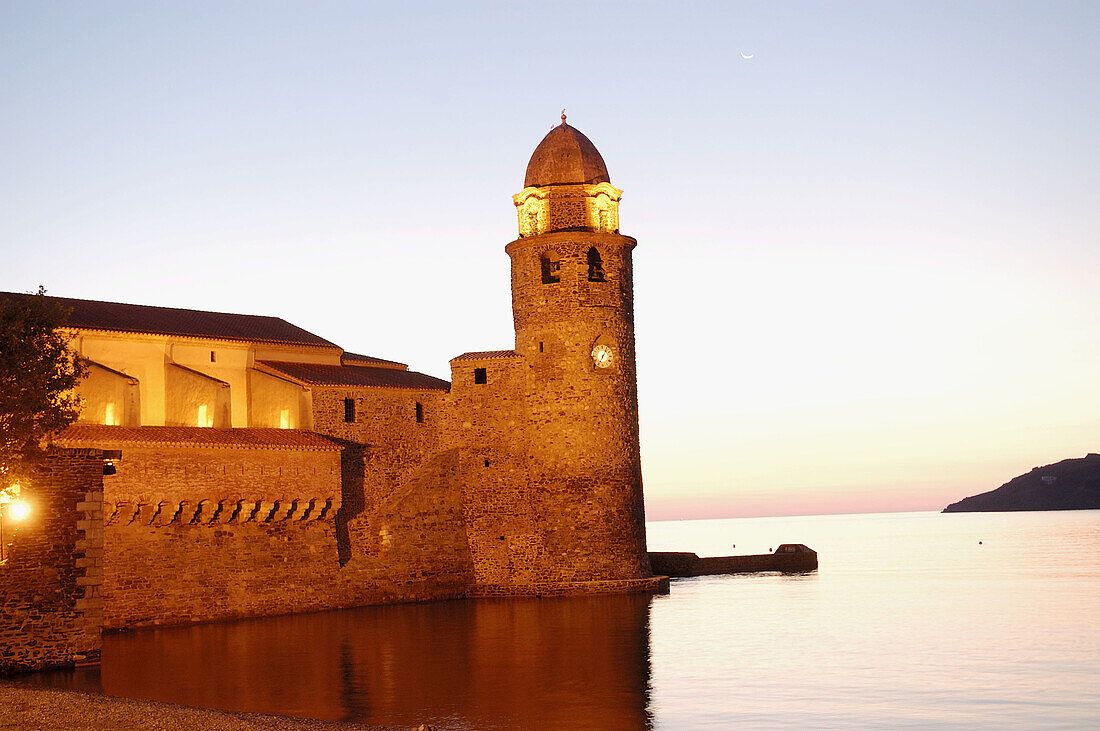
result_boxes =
[0,483,30,563]
[8,501,30,522]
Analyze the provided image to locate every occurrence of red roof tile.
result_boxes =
[54,425,342,451]
[450,350,521,362]
[0,291,338,348]
[258,361,450,391]
[341,351,407,370]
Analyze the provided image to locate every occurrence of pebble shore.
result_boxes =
[0,683,396,730]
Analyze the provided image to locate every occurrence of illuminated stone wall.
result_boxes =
[103,512,342,628]
[308,385,473,596]
[503,229,651,583]
[0,449,104,674]
[100,443,340,507]
[96,442,341,629]
[447,353,545,586]
[85,434,471,629]
[339,447,474,604]
[310,386,447,512]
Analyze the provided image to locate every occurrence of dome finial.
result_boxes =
[561,109,567,125]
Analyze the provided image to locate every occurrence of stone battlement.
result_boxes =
[104,498,337,527]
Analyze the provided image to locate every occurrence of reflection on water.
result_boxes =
[26,511,1100,728]
[32,595,654,729]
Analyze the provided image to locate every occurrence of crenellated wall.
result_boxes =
[93,440,342,628]
[103,514,343,628]
[73,426,481,628]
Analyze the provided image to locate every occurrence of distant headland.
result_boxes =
[943,453,1100,512]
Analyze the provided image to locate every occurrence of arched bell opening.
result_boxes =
[587,247,605,282]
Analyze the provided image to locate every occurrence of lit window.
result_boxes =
[279,409,290,429]
[104,402,117,426]
[344,398,355,423]
[197,404,211,427]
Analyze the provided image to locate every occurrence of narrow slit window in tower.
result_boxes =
[344,398,355,423]
[210,350,216,362]
[539,341,544,353]
[541,251,561,284]
[415,402,424,423]
[474,368,487,384]
[587,247,605,282]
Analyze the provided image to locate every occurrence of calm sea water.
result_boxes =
[25,511,1100,728]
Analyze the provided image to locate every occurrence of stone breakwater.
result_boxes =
[0,683,395,730]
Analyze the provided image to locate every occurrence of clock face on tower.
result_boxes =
[591,344,614,369]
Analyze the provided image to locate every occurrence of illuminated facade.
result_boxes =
[0,117,660,630]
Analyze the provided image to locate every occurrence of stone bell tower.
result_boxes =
[504,113,650,582]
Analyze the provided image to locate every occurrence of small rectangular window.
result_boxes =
[541,253,561,284]
[415,402,424,423]
[484,459,490,467]
[539,341,544,353]
[344,398,355,423]
[210,350,216,362]
[474,368,487,384]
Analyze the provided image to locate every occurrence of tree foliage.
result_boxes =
[0,287,87,480]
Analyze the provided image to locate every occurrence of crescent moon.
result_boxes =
[740,51,754,60]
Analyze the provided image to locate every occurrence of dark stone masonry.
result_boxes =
[1,449,104,675]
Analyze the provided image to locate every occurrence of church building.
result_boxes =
[2,117,663,629]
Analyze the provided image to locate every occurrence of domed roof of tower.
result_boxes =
[524,114,611,188]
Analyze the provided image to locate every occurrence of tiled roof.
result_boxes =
[450,350,521,362]
[341,351,407,370]
[54,425,342,451]
[258,361,450,391]
[0,291,338,348]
